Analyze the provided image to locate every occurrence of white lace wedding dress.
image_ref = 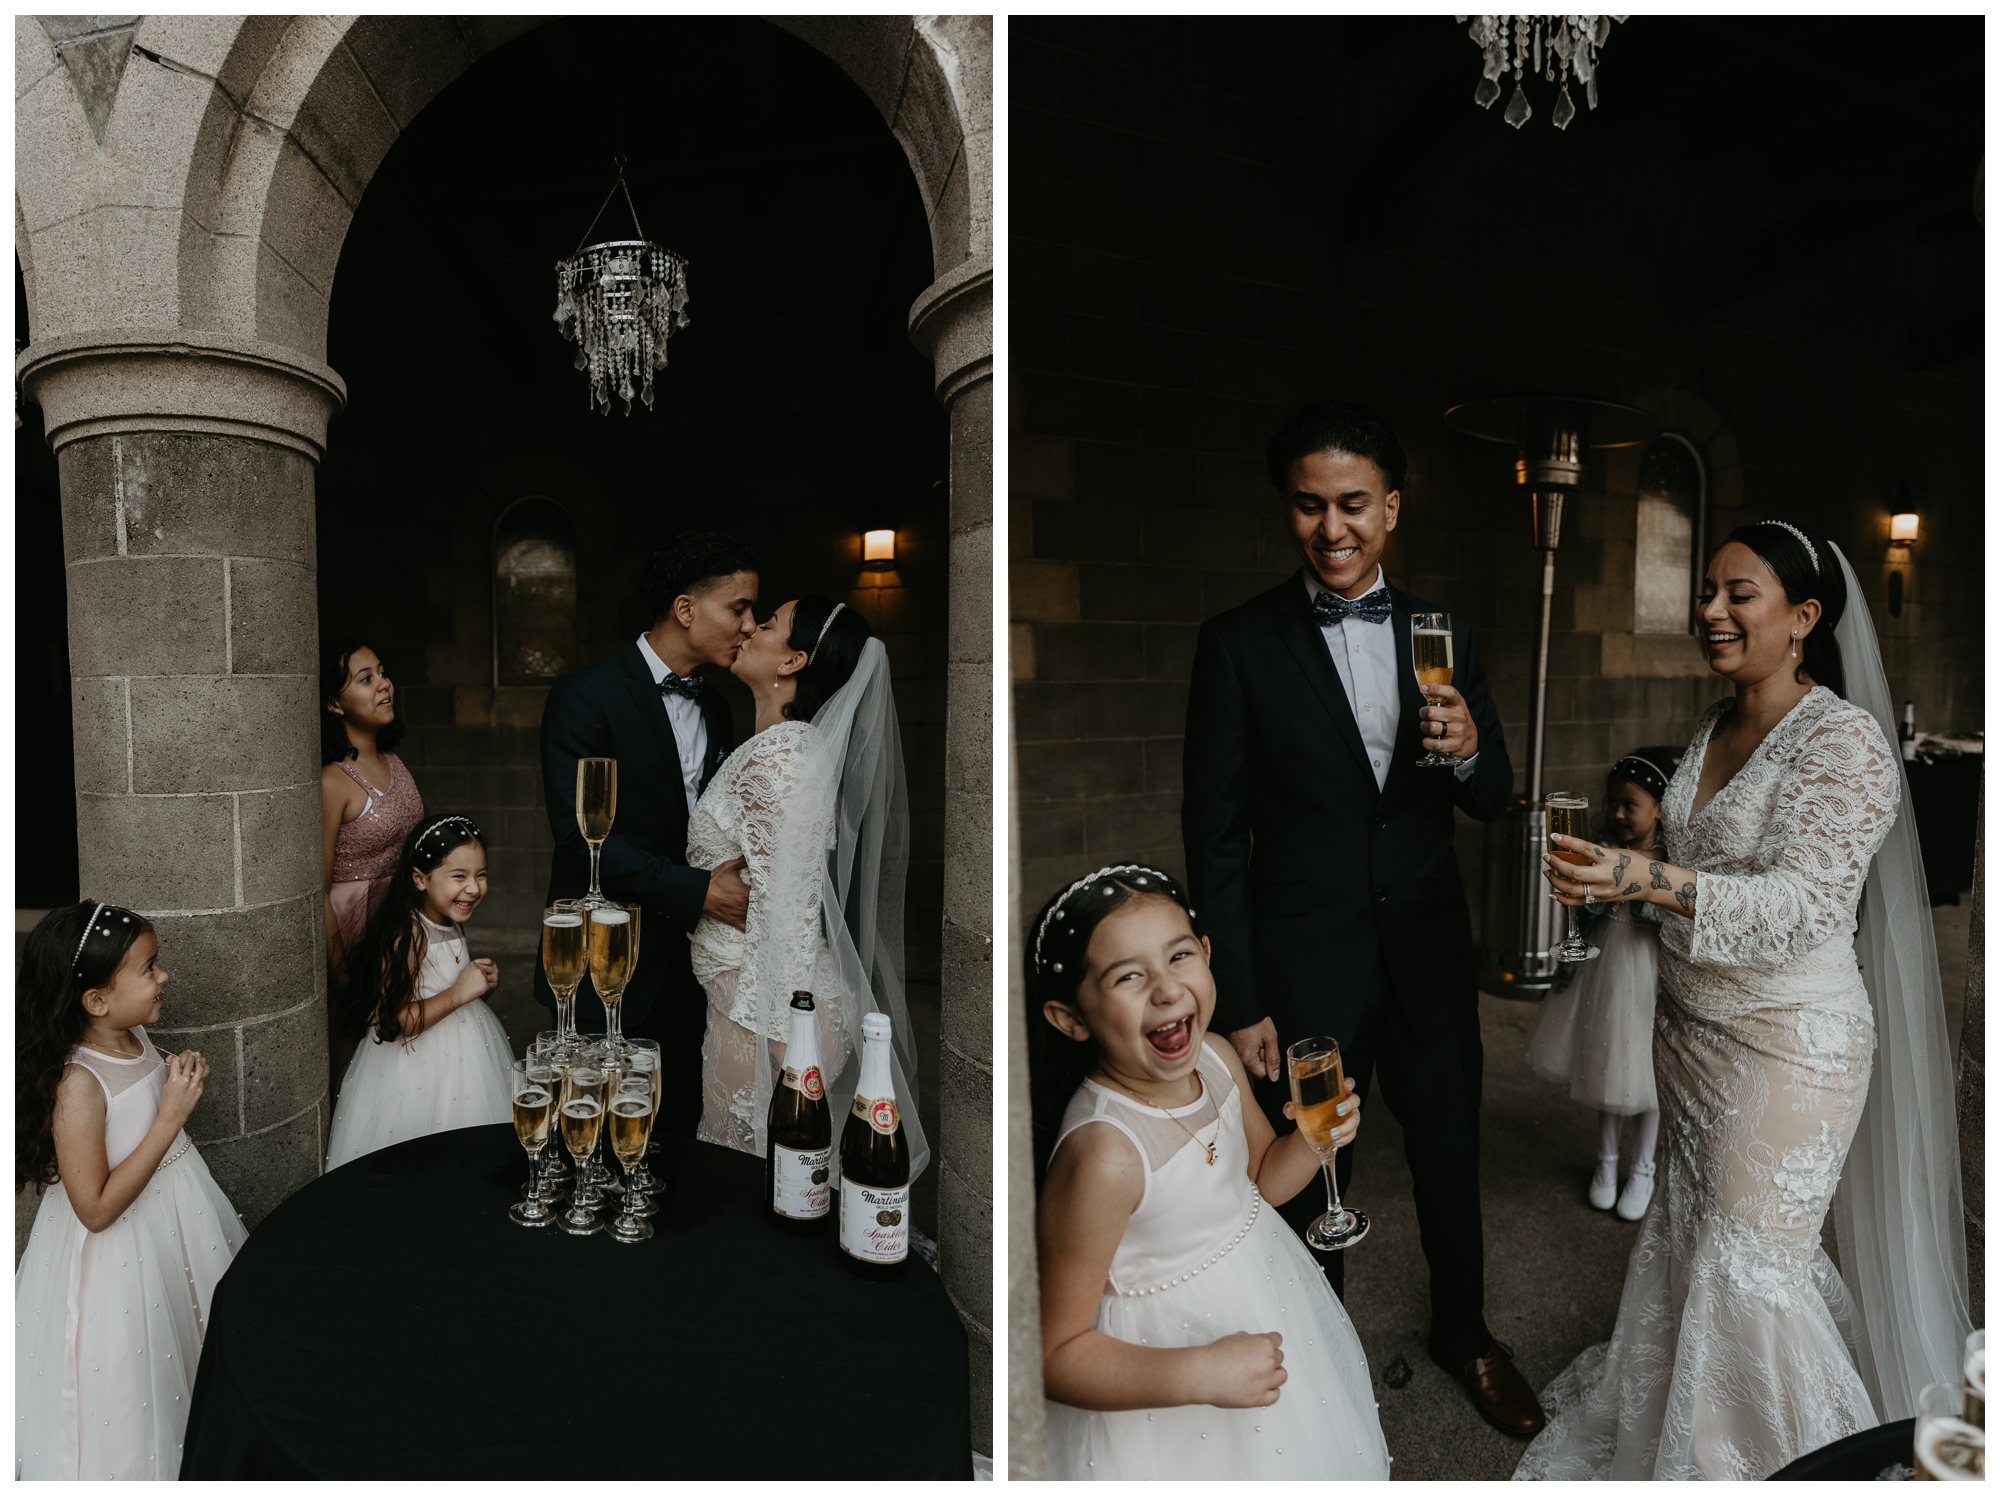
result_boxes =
[1516,686,1898,1481]
[689,721,849,1154]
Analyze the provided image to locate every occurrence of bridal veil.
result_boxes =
[1826,540,1972,1418]
[742,637,930,1181]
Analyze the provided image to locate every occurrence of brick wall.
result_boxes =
[1010,18,1984,932]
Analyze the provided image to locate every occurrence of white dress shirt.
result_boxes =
[636,632,709,815]
[1304,569,1477,792]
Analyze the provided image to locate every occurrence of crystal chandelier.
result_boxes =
[1457,16,1625,131]
[553,158,690,416]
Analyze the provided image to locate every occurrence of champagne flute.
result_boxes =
[576,1037,620,1199]
[1545,791,1602,962]
[556,1064,607,1236]
[1916,1380,1984,1480]
[587,902,640,1050]
[1411,612,1459,768]
[620,1040,666,1192]
[1285,1036,1368,1251]
[508,1062,557,1228]
[604,1078,657,1244]
[575,757,617,909]
[532,1046,572,1196]
[541,902,588,1047]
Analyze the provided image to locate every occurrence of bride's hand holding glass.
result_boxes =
[1544,836,1703,921]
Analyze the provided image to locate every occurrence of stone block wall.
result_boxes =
[1009,20,1984,930]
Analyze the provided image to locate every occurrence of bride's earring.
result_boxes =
[1790,630,1798,659]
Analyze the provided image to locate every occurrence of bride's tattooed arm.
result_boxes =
[1546,838,1701,918]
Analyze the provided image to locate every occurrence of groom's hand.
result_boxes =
[1229,1018,1282,1083]
[1417,682,1479,758]
[704,856,750,930]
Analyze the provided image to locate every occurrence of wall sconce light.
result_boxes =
[1889,512,1919,546]
[862,529,896,571]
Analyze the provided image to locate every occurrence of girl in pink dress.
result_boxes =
[320,639,424,1097]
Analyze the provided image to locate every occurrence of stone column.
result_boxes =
[19,330,345,1228]
[1957,774,1984,1322]
[911,258,994,1455]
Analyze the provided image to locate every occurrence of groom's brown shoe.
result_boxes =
[1429,1339,1546,1438]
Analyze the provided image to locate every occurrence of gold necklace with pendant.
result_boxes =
[1103,1070,1218,1166]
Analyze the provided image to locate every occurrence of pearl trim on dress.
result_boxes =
[1116,1187,1262,1297]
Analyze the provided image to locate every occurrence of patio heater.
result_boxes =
[1443,396,1658,996]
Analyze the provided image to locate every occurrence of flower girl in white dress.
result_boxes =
[1525,748,1679,1221]
[15,902,246,1480]
[325,814,514,1169]
[1029,864,1391,1481]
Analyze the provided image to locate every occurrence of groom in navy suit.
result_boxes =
[535,531,757,1136]
[1181,401,1545,1437]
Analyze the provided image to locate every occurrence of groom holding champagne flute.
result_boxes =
[1181,400,1545,1437]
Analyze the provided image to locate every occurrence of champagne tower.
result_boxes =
[1442,396,1658,995]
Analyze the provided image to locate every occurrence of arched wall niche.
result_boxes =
[491,496,578,687]
[1633,436,1700,636]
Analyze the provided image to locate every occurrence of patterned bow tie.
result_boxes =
[660,670,705,701]
[1311,588,1393,626]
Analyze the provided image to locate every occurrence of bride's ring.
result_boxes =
[1583,886,1595,904]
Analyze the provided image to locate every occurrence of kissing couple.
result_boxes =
[534,531,929,1177]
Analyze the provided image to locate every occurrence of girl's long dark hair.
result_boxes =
[1723,523,1848,700]
[784,595,874,723]
[1022,866,1206,1194]
[320,637,406,766]
[18,901,154,1190]
[338,814,484,1044]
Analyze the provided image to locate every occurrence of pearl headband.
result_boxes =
[71,901,137,979]
[1610,753,1673,803]
[1031,864,1196,978]
[808,603,846,664]
[417,815,483,853]
[71,901,108,973]
[1756,520,1819,574]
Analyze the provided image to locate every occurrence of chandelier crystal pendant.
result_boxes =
[553,157,691,416]
[1456,16,1625,130]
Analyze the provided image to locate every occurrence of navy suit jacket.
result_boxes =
[534,643,734,1029]
[1181,571,1513,1046]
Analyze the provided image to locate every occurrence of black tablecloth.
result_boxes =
[1769,1417,1916,1479]
[181,1126,973,1479]
[1906,754,1982,904]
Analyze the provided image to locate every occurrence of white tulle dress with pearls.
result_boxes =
[1044,1039,1390,1480]
[325,915,514,1170]
[15,1029,247,1480]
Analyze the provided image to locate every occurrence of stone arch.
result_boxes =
[18,16,988,378]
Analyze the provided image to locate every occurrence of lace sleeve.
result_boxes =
[731,725,824,1027]
[1689,710,1900,966]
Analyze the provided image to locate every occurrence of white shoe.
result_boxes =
[1588,1153,1619,1210]
[1616,1163,1655,1221]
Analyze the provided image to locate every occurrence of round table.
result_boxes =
[1769,1418,1917,1479]
[180,1125,973,1478]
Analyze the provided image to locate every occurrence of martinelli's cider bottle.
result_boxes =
[837,1012,910,1279]
[767,991,832,1233]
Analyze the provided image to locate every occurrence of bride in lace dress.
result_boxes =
[688,595,929,1176]
[1517,522,1970,1481]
